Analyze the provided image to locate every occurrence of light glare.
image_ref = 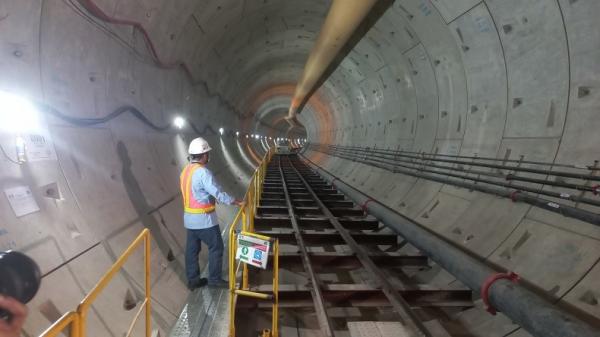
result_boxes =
[0,91,40,133]
[173,116,185,129]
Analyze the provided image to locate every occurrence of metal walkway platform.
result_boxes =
[168,229,233,337]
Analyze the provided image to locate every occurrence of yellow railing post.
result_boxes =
[249,176,256,233]
[40,312,79,337]
[229,216,237,337]
[242,208,249,290]
[70,312,80,337]
[144,231,152,337]
[41,229,152,337]
[228,149,277,337]
[272,239,279,337]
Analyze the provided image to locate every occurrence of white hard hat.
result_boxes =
[188,137,212,155]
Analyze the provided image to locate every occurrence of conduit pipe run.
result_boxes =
[301,155,600,337]
[307,144,600,225]
[286,0,377,126]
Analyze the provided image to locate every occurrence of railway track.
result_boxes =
[235,154,474,337]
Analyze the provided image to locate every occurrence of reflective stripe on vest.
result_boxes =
[180,163,216,214]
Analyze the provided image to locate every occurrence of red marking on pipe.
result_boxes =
[510,190,520,202]
[360,198,375,212]
[481,272,520,315]
[592,185,599,196]
[290,97,301,109]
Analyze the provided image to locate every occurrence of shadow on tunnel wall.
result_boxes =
[116,141,186,284]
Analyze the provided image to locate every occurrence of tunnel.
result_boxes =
[0,0,599,337]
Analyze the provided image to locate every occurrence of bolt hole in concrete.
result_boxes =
[578,86,591,98]
[513,97,523,108]
[41,182,61,199]
[123,289,137,311]
[579,290,598,306]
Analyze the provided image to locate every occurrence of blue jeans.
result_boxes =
[185,225,224,285]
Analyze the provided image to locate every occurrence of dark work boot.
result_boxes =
[187,278,208,290]
[208,279,228,289]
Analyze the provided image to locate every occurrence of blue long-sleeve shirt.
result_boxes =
[183,165,235,229]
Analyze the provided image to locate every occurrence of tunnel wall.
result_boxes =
[302,0,600,335]
[0,1,252,336]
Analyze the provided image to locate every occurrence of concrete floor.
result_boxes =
[0,0,599,336]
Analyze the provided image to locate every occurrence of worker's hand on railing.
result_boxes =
[0,295,28,337]
[234,199,246,208]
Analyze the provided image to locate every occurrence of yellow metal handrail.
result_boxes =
[229,147,278,337]
[40,229,152,337]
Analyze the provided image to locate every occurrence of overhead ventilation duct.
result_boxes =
[286,0,378,127]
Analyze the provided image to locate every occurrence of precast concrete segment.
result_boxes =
[275,156,335,337]
[285,155,431,337]
[301,155,600,337]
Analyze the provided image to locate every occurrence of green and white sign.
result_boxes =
[236,233,271,269]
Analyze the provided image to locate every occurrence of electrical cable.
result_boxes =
[338,144,599,170]
[43,104,170,131]
[308,144,600,227]
[41,102,218,136]
[72,0,248,119]
[0,100,217,162]
[63,0,153,65]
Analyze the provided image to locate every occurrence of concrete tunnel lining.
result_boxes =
[0,0,599,336]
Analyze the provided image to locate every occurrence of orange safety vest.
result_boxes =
[180,163,216,214]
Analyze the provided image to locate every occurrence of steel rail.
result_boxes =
[286,156,431,337]
[276,156,334,337]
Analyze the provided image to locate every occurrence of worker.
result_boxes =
[0,296,27,337]
[181,137,243,290]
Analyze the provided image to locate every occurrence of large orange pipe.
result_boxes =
[286,0,378,124]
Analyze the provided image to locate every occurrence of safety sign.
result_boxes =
[24,132,57,162]
[4,186,40,217]
[236,233,270,269]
